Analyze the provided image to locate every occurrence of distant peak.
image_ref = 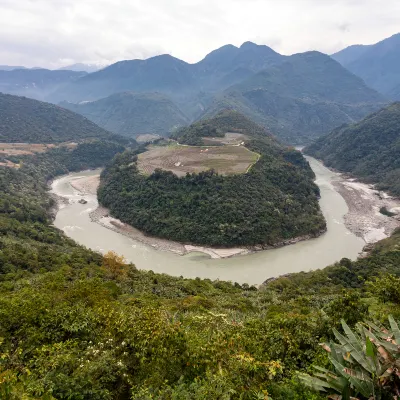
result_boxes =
[240,41,258,49]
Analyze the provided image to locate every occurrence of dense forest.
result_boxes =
[0,93,128,144]
[305,102,400,195]
[1,141,400,399]
[99,112,326,247]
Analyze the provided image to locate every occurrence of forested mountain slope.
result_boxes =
[0,93,128,144]
[201,51,387,144]
[0,68,87,100]
[60,92,189,137]
[98,111,326,247]
[1,136,400,398]
[1,43,384,146]
[332,33,400,98]
[305,102,400,195]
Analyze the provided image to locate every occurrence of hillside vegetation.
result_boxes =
[305,102,400,195]
[98,111,326,247]
[332,33,400,98]
[201,52,387,144]
[60,92,189,137]
[0,93,128,144]
[1,140,400,398]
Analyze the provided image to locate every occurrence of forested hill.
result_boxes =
[305,102,400,195]
[171,109,275,145]
[60,92,189,138]
[98,113,326,247]
[0,92,129,144]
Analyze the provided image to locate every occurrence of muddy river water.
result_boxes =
[51,156,365,284]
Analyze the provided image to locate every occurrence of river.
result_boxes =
[51,156,365,284]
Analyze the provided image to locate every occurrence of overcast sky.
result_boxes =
[0,0,399,68]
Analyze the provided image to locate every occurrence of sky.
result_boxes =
[0,0,399,69]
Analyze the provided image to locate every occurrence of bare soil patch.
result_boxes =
[0,142,77,156]
[202,132,248,146]
[137,144,259,177]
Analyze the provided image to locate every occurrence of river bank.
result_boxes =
[67,172,327,259]
[50,159,366,284]
[53,161,400,262]
[332,176,400,245]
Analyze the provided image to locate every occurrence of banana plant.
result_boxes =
[299,316,400,399]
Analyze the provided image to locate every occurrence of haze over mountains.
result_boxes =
[1,35,399,144]
[332,33,400,100]
[61,92,189,137]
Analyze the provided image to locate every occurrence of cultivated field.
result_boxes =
[137,144,259,177]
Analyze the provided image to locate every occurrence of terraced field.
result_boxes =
[137,143,259,177]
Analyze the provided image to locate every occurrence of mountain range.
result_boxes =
[332,33,400,99]
[1,38,396,144]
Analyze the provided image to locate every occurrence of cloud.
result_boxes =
[0,0,399,68]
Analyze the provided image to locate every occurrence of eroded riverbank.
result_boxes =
[50,157,398,284]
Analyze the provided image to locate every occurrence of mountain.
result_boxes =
[50,55,196,103]
[0,92,127,143]
[331,44,371,66]
[332,33,400,97]
[200,51,387,143]
[0,68,87,101]
[194,41,286,89]
[305,102,400,195]
[6,42,387,145]
[59,63,106,73]
[0,65,27,71]
[60,92,189,137]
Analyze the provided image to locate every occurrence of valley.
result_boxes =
[2,22,400,398]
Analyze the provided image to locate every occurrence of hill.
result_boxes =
[98,111,325,247]
[0,93,128,144]
[332,33,400,97]
[60,92,189,137]
[0,68,87,101]
[200,51,387,143]
[305,102,400,195]
[171,109,273,145]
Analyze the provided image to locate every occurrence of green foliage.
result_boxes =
[99,114,325,247]
[305,102,400,196]
[0,92,129,144]
[300,317,400,399]
[61,92,189,138]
